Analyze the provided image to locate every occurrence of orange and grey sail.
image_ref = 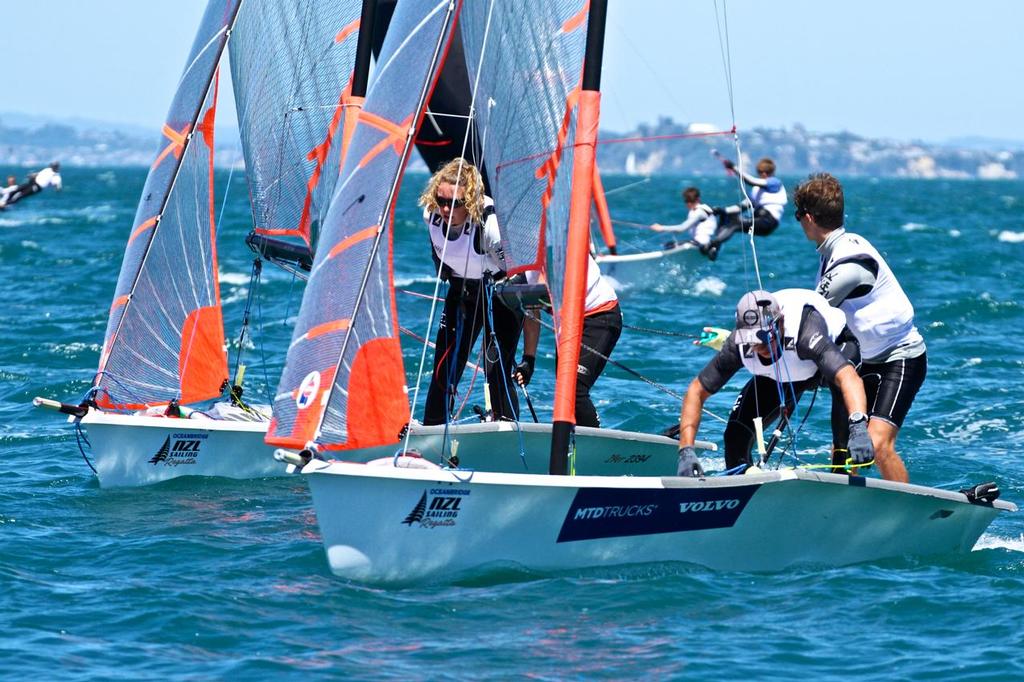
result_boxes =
[95,0,242,410]
[266,0,460,451]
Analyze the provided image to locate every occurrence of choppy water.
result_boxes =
[2,167,1023,679]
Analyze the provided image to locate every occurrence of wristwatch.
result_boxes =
[848,411,867,424]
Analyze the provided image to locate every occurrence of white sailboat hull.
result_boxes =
[302,460,1015,583]
[82,411,283,488]
[82,415,709,487]
[595,241,697,288]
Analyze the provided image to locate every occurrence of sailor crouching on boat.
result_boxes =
[420,158,524,426]
[795,172,926,483]
[514,256,622,428]
[675,288,873,477]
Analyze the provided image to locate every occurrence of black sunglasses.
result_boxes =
[435,195,465,208]
[794,206,808,221]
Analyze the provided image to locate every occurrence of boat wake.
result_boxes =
[973,533,1024,553]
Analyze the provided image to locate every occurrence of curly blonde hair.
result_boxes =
[418,158,486,223]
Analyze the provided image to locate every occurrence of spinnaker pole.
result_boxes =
[549,0,607,475]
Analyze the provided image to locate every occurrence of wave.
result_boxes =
[973,532,1024,553]
[901,222,928,231]
[997,230,1024,243]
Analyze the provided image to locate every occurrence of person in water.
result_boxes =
[674,288,873,477]
[794,172,926,483]
[513,256,622,428]
[705,157,787,259]
[651,186,718,257]
[420,158,524,426]
[0,162,62,208]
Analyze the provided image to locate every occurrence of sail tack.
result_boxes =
[96,0,241,410]
[266,0,459,451]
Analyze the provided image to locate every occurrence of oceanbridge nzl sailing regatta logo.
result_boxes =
[401,488,470,529]
[148,433,208,467]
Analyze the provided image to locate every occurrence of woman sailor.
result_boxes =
[419,158,523,425]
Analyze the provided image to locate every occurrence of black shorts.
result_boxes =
[859,353,927,428]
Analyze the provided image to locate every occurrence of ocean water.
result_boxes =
[2,167,1023,679]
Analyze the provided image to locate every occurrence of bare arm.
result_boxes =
[522,315,540,357]
[678,378,712,448]
[832,363,868,416]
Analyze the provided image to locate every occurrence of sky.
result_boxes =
[3,1,1023,144]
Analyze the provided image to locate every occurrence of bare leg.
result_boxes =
[869,418,909,483]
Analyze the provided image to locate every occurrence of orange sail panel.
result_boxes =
[179,306,228,404]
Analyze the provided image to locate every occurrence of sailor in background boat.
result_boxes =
[705,157,787,260]
[0,162,62,208]
[420,158,524,425]
[795,172,927,484]
[514,257,622,428]
[674,288,873,477]
[650,186,718,258]
[0,175,17,209]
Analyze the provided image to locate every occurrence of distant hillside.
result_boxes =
[1,112,1020,179]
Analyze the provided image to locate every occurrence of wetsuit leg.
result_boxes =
[723,375,808,469]
[574,305,622,428]
[829,328,861,469]
[483,294,524,420]
[422,278,485,425]
[746,208,779,236]
[4,180,40,206]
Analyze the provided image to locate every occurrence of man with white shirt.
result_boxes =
[0,162,62,208]
[794,172,926,483]
[651,186,718,258]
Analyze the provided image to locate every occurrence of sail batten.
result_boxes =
[267,0,460,452]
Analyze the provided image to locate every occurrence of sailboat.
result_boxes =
[273,0,1014,583]
[33,0,370,487]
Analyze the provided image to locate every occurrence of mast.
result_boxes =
[549,0,607,475]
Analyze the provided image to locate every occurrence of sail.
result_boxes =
[266,0,459,451]
[95,0,241,410]
[459,0,590,321]
[372,0,487,187]
[230,0,364,252]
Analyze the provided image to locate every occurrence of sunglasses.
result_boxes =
[754,328,775,345]
[435,195,465,208]
[794,206,808,221]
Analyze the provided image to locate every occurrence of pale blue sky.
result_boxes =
[4,1,1022,143]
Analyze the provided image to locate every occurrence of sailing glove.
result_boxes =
[722,159,735,171]
[514,355,535,386]
[677,446,705,477]
[847,415,874,465]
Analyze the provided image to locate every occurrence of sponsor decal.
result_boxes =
[148,432,208,467]
[604,453,652,465]
[808,332,823,349]
[296,371,320,410]
[556,485,759,543]
[401,488,471,529]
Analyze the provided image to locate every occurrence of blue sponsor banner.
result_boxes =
[556,485,760,543]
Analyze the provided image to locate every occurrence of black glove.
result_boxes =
[677,445,705,477]
[847,414,874,465]
[722,158,735,171]
[514,355,535,386]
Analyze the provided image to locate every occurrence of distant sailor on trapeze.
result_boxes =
[0,162,62,209]
[650,186,718,258]
[704,155,787,260]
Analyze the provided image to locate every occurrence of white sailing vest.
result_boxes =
[425,198,504,279]
[817,231,922,360]
[747,180,787,221]
[34,167,62,190]
[739,288,846,382]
